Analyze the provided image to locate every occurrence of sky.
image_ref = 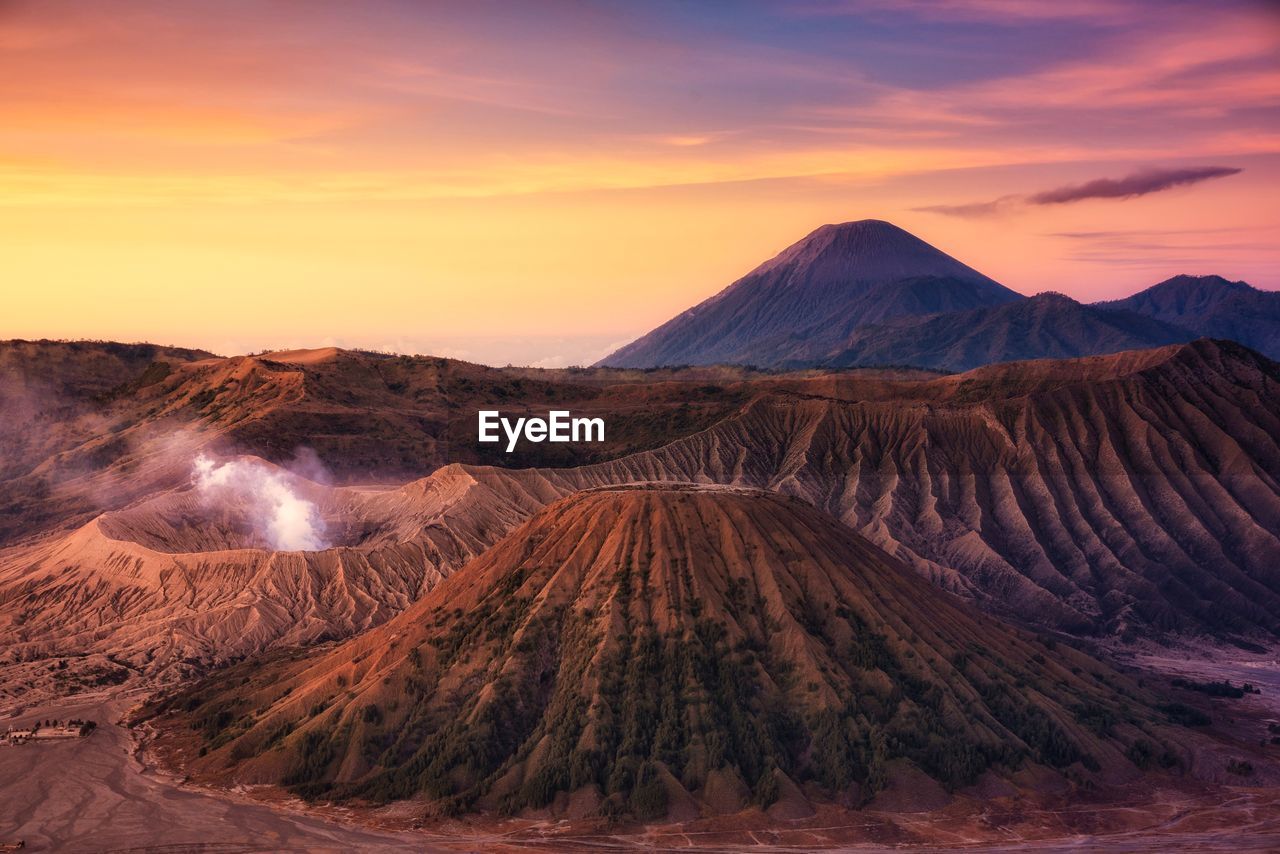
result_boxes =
[2,0,1278,366]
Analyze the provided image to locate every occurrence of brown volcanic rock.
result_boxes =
[150,347,753,480]
[641,338,1280,638]
[150,485,1158,819]
[0,346,937,685]
[3,339,1275,687]
[0,340,215,544]
[0,338,214,403]
[382,340,1280,639]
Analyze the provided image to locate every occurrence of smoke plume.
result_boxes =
[193,454,329,551]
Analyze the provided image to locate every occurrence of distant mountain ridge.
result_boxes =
[817,292,1197,373]
[1097,275,1280,360]
[1099,274,1255,320]
[599,222,1278,370]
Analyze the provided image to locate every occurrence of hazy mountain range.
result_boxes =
[600,220,1280,372]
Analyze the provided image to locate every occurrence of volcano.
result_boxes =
[596,222,1279,373]
[150,485,1172,821]
[599,220,1021,368]
[0,460,527,680]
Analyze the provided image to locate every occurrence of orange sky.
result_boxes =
[2,0,1278,365]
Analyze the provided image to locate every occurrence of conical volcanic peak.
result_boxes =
[152,484,1168,821]
[748,219,997,285]
[600,220,1019,368]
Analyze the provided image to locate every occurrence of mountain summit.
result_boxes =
[741,219,997,285]
[600,220,1022,368]
[1098,274,1255,321]
[1098,275,1280,360]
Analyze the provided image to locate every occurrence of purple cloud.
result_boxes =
[1028,166,1243,205]
[918,166,1243,218]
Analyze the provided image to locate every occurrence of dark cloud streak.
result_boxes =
[1028,166,1242,205]
[918,165,1243,218]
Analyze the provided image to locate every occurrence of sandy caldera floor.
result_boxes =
[0,691,433,853]
[3,684,1280,853]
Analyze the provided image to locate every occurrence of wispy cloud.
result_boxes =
[918,166,1243,217]
[1048,226,1279,269]
[915,194,1019,217]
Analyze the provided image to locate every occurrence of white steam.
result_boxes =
[193,454,329,551]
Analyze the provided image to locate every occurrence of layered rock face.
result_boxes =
[426,340,1280,639]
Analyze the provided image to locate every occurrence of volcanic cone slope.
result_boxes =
[600,219,1019,368]
[156,485,1166,820]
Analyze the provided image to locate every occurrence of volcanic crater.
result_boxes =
[0,458,517,676]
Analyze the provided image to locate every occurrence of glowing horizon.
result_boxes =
[2,0,1278,365]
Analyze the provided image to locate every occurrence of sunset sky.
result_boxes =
[3,0,1278,365]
